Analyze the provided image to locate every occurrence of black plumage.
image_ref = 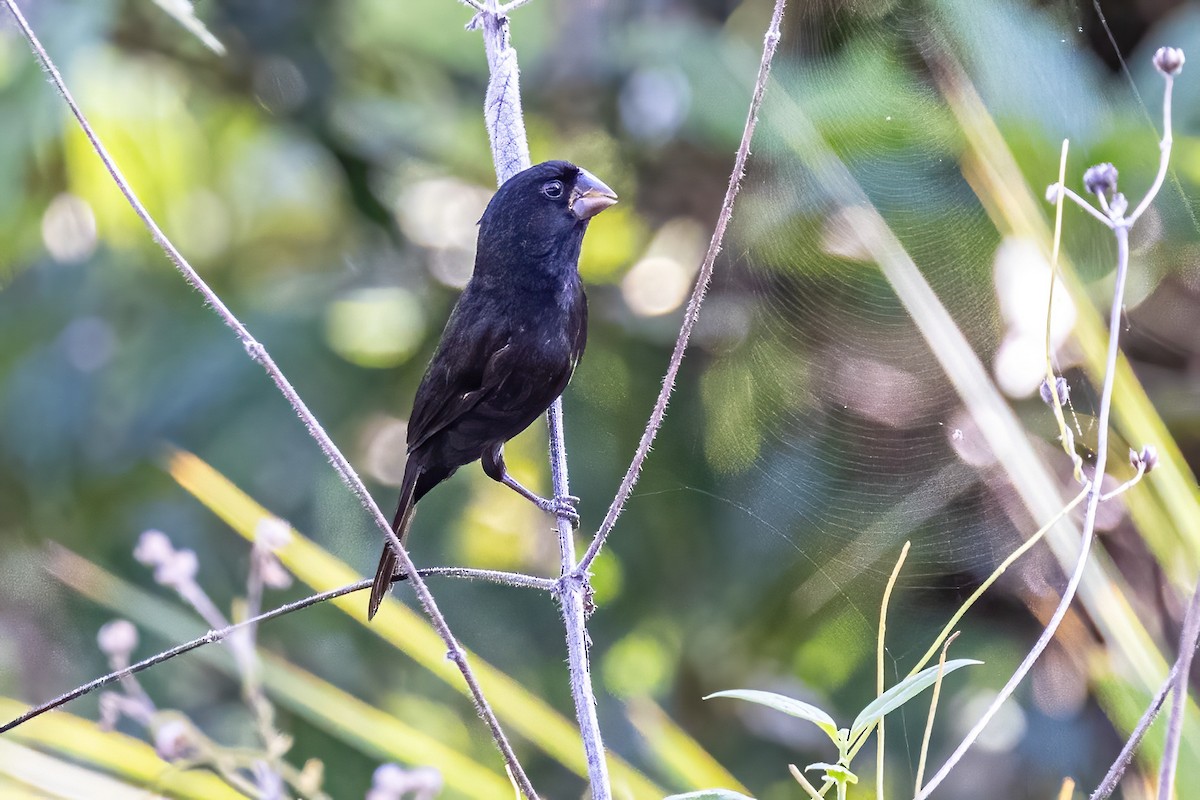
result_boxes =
[368,160,617,619]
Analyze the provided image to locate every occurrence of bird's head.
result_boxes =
[475,161,617,278]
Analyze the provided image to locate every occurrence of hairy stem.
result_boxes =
[578,0,789,575]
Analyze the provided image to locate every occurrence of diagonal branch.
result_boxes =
[0,0,533,792]
[578,0,788,575]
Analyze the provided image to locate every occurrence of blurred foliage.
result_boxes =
[3,0,1200,798]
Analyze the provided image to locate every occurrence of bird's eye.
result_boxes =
[541,180,564,199]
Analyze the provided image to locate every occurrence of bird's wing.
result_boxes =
[405,310,512,453]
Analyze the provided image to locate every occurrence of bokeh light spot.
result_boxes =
[325,287,426,368]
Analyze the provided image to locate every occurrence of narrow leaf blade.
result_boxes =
[850,659,982,740]
[705,690,839,741]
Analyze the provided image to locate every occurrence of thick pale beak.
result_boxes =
[570,168,618,220]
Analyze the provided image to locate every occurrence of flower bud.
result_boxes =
[1153,46,1185,76]
[1131,444,1159,473]
[254,516,292,552]
[133,529,174,566]
[97,619,138,660]
[154,548,199,589]
[153,718,194,762]
[1045,183,1063,204]
[1083,163,1118,196]
[1039,376,1070,407]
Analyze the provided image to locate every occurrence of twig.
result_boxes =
[916,48,1184,798]
[0,2,533,792]
[1128,71,1175,224]
[1052,184,1116,229]
[392,566,557,592]
[915,632,960,794]
[2,563,552,736]
[1157,575,1200,798]
[578,0,789,575]
[0,581,364,734]
[877,541,911,799]
[1090,663,1177,799]
[789,764,824,800]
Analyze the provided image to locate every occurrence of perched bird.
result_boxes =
[368,160,617,619]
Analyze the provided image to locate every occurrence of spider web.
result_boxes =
[659,0,1190,738]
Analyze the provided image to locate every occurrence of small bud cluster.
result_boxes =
[153,718,196,762]
[1083,162,1118,196]
[1154,46,1185,77]
[1039,376,1071,407]
[134,529,200,591]
[97,619,138,662]
[366,764,443,800]
[1129,444,1159,474]
[253,517,294,590]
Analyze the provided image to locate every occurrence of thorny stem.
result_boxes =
[1157,575,1200,798]
[0,1,531,790]
[578,0,789,575]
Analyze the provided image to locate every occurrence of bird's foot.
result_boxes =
[536,494,580,528]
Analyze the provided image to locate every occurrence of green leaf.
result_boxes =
[664,792,757,800]
[849,659,982,741]
[704,690,839,742]
[149,0,226,55]
[805,763,858,784]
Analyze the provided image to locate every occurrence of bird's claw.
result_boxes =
[539,495,580,528]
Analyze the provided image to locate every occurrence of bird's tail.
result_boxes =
[368,462,421,620]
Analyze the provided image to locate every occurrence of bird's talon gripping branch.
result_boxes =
[543,495,581,527]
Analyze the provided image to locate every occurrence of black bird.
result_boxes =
[368,160,617,619]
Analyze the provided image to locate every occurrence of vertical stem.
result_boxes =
[475,2,606,794]
[577,0,789,575]
[551,401,611,797]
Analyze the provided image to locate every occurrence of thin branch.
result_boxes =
[915,632,960,794]
[395,566,557,592]
[2,564,552,736]
[578,0,789,575]
[1157,574,1200,798]
[1090,663,1178,799]
[1049,183,1116,229]
[1128,74,1175,224]
[877,541,911,800]
[1,1,531,790]
[789,764,824,800]
[0,581,365,735]
[1099,462,1145,501]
